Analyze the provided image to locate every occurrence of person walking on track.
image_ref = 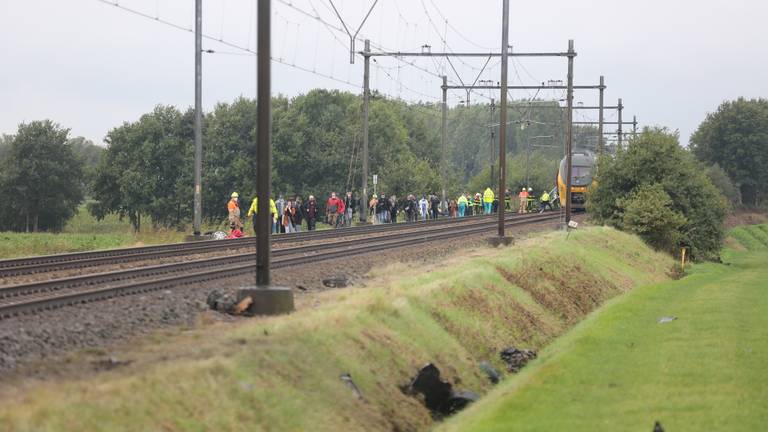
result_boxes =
[304,195,319,231]
[343,191,355,227]
[518,188,529,214]
[419,195,428,221]
[483,187,495,215]
[246,195,277,235]
[539,190,553,212]
[457,194,468,217]
[325,192,345,228]
[227,192,243,232]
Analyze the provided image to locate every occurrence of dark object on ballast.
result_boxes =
[322,276,349,288]
[500,347,537,373]
[403,363,478,417]
[206,290,237,313]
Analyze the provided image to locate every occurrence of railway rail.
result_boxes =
[0,212,561,319]
[0,213,499,278]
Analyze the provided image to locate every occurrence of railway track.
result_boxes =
[0,213,499,278]
[0,212,560,319]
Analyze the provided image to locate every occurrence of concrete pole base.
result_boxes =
[184,234,209,242]
[487,236,514,247]
[236,286,294,316]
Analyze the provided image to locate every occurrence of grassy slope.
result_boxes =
[441,224,768,432]
[0,227,671,432]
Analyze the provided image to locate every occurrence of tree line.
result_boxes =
[1,92,765,247]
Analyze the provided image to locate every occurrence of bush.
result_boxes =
[588,127,726,259]
[619,185,687,252]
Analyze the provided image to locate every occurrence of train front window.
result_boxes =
[572,166,590,178]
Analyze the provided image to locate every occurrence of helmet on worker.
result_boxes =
[231,192,239,198]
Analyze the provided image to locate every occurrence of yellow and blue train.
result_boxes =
[557,150,596,209]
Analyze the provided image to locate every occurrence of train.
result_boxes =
[557,150,596,209]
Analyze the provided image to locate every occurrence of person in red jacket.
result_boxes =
[325,192,345,228]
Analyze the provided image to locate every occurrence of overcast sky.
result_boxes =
[1,0,766,147]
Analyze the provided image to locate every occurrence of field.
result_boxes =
[0,227,673,431]
[441,224,768,431]
[0,206,190,259]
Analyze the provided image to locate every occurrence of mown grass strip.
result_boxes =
[441,224,768,432]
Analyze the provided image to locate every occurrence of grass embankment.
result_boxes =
[441,224,768,432]
[0,206,200,259]
[0,227,671,431]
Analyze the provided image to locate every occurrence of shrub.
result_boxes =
[588,128,726,259]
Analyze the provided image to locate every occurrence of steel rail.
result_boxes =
[0,213,560,319]
[0,213,529,300]
[0,213,498,277]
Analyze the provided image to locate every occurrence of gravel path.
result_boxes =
[0,216,569,377]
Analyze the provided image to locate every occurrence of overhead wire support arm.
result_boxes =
[573,121,636,125]
[445,85,600,90]
[363,51,569,58]
[328,0,379,64]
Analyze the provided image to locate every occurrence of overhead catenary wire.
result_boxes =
[96,0,362,89]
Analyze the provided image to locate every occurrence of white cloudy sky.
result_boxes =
[1,0,766,146]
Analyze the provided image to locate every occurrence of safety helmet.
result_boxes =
[231,192,239,198]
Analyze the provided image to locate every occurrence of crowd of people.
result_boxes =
[223,187,556,235]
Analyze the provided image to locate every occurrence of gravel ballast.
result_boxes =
[0,217,569,376]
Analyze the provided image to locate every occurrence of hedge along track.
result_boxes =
[0,213,501,278]
[0,212,560,319]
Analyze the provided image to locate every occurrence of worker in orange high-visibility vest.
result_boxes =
[227,192,244,231]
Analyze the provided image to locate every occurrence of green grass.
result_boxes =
[440,224,768,432]
[0,206,206,259]
[0,227,672,432]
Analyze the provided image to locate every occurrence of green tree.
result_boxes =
[0,120,84,232]
[589,127,726,259]
[0,134,12,161]
[706,163,740,207]
[68,137,104,197]
[90,106,193,231]
[690,98,768,206]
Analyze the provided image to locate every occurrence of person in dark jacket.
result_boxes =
[343,191,356,227]
[376,193,390,223]
[429,194,440,220]
[292,197,304,232]
[404,194,418,222]
[304,195,319,231]
[389,195,399,224]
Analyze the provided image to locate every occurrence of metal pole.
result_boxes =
[498,0,509,238]
[361,40,370,222]
[256,0,272,286]
[633,115,637,138]
[441,75,448,209]
[617,98,623,149]
[525,140,530,188]
[489,98,495,187]
[597,75,604,155]
[564,40,575,225]
[193,0,202,236]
